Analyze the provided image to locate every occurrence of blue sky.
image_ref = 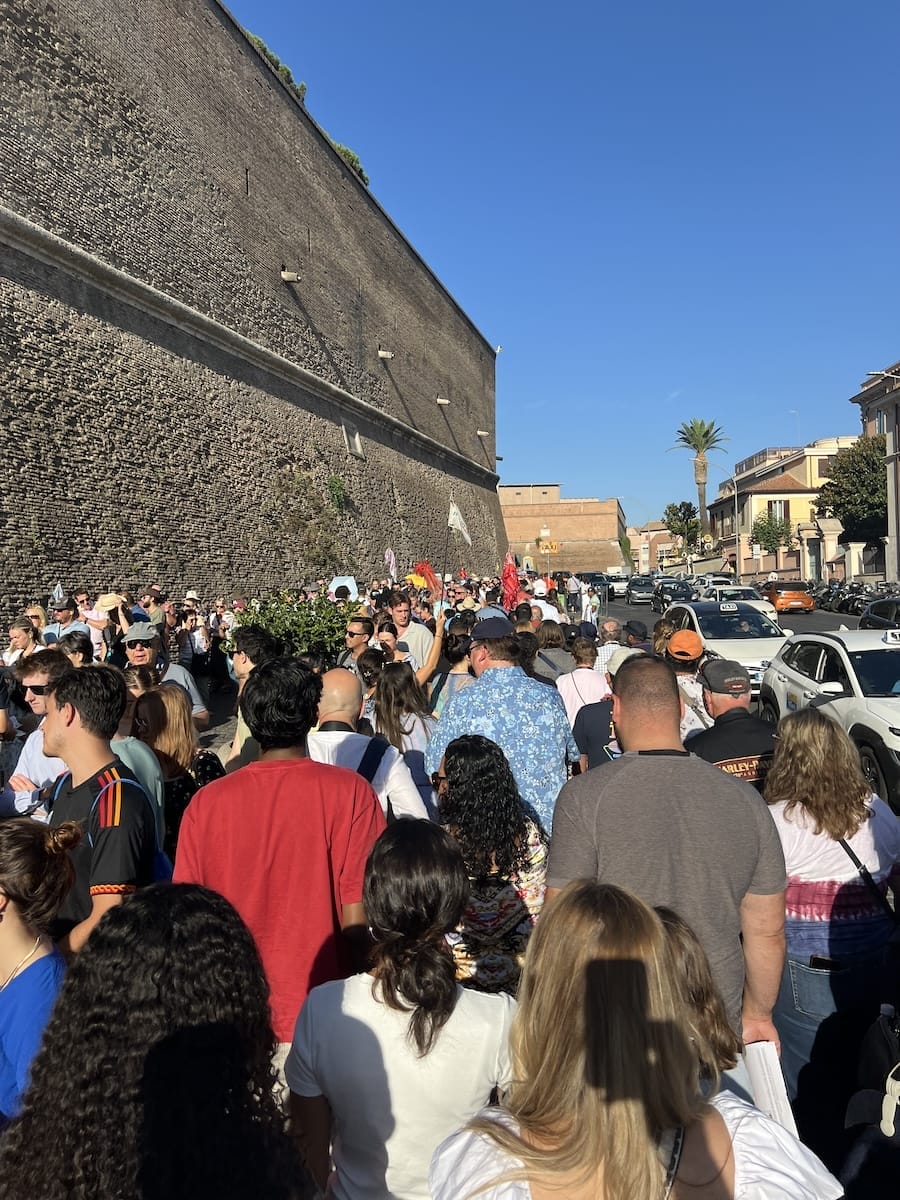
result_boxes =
[225,0,899,528]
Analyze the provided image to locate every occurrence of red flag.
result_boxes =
[501,552,518,612]
[413,560,441,599]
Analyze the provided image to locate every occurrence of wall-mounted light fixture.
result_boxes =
[436,396,450,406]
[476,429,490,438]
[377,346,394,360]
[280,264,300,282]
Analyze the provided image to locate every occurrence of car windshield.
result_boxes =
[695,609,783,639]
[848,650,900,697]
[771,582,806,594]
[631,576,652,584]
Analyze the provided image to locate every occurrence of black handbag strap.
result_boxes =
[839,838,899,926]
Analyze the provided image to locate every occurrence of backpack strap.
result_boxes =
[537,651,561,678]
[356,736,391,785]
[428,673,449,712]
[85,773,161,854]
[48,771,73,815]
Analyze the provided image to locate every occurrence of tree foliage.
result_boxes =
[663,500,701,548]
[815,435,887,541]
[750,512,794,555]
[671,418,728,534]
[234,593,351,662]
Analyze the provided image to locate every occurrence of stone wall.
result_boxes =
[0,0,502,608]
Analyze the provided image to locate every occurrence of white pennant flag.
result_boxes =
[447,501,472,546]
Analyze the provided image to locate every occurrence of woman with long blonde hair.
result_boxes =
[764,706,900,1169]
[134,684,224,858]
[431,882,840,1199]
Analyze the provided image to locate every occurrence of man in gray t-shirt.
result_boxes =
[547,655,786,1041]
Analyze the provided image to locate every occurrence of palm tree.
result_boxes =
[672,419,728,535]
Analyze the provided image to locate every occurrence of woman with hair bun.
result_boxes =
[0,818,81,1124]
[287,819,514,1199]
[0,883,310,1199]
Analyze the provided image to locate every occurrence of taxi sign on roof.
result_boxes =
[882,630,900,645]
[719,602,739,612]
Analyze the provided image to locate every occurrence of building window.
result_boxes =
[768,500,790,522]
[876,409,886,435]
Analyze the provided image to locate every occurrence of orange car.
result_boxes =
[760,580,815,613]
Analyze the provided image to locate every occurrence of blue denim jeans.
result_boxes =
[774,945,888,1172]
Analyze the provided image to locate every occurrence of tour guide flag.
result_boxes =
[447,501,472,546]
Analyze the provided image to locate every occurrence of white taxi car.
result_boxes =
[664,601,790,698]
[696,586,779,622]
[759,628,900,811]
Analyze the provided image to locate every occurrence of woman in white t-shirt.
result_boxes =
[764,706,900,1169]
[431,882,841,1200]
[286,820,514,1200]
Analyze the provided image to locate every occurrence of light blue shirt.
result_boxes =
[424,665,578,831]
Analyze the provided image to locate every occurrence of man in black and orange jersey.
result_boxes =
[44,666,156,954]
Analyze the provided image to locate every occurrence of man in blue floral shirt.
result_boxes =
[425,616,578,831]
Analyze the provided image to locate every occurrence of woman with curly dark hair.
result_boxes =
[0,884,312,1200]
[437,735,547,995]
[287,820,513,1199]
[0,818,81,1125]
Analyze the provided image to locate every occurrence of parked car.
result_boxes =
[651,579,694,612]
[625,575,655,605]
[859,596,900,630]
[606,574,630,598]
[582,572,610,598]
[759,628,900,810]
[759,580,815,613]
[664,601,790,698]
[697,586,778,621]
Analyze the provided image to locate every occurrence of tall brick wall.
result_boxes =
[0,0,502,607]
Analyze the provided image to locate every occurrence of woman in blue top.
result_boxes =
[0,817,80,1124]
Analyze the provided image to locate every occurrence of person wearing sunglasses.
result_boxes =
[1,652,71,821]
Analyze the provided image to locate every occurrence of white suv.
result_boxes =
[759,629,900,811]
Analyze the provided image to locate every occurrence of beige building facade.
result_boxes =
[499,485,627,574]
[708,438,857,582]
[850,364,899,580]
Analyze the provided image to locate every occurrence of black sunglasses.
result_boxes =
[24,683,51,695]
[430,772,448,789]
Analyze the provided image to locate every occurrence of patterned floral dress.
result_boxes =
[449,819,547,996]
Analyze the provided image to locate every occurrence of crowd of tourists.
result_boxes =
[0,571,897,1198]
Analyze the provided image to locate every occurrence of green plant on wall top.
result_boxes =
[233,592,352,661]
[246,34,307,104]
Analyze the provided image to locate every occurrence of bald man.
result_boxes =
[306,669,428,820]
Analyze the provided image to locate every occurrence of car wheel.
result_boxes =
[760,701,779,725]
[857,743,888,801]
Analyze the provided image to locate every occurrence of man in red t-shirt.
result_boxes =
[174,657,385,1049]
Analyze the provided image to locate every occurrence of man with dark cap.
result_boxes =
[687,659,776,791]
[623,619,652,652]
[424,616,578,830]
